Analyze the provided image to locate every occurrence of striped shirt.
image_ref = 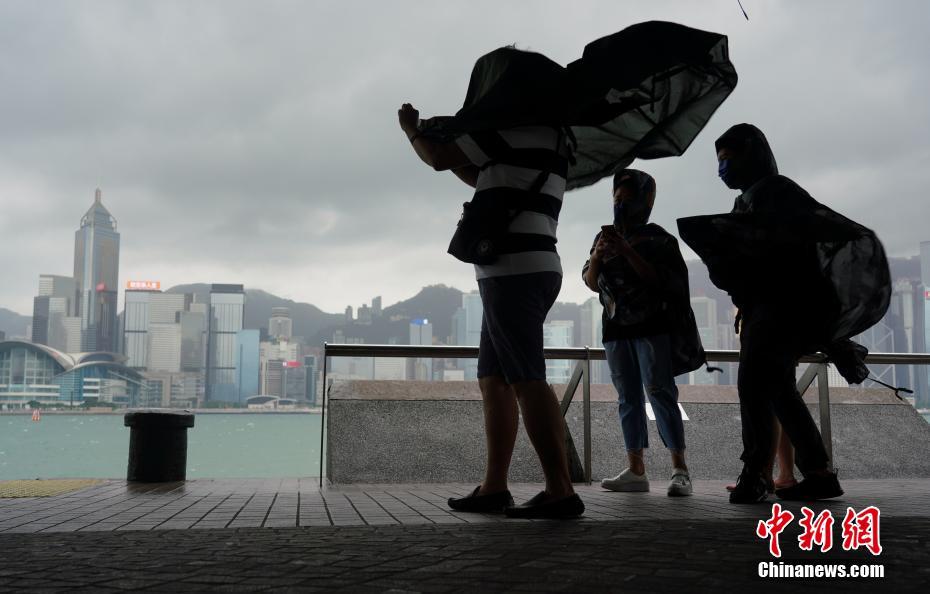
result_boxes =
[455,126,569,279]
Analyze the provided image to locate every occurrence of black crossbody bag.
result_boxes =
[447,131,561,265]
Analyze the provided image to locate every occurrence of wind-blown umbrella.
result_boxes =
[418,21,738,190]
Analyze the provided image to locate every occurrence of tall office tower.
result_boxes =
[356,304,372,325]
[123,287,191,370]
[259,339,300,396]
[544,320,574,384]
[74,189,120,352]
[689,296,719,385]
[409,319,433,381]
[371,296,382,317]
[236,329,260,402]
[889,279,920,393]
[180,306,208,372]
[579,297,609,384]
[304,355,318,406]
[345,305,353,323]
[268,307,293,339]
[123,290,152,368]
[148,323,183,372]
[452,291,483,380]
[206,284,246,403]
[31,275,78,350]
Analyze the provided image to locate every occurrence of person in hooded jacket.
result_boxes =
[583,169,699,497]
[712,123,843,503]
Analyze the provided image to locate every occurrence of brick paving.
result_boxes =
[1,479,928,591]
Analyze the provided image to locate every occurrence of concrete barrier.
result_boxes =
[326,380,930,483]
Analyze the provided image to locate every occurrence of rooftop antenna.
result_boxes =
[737,0,749,20]
[95,188,102,203]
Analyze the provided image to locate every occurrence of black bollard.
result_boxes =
[124,410,195,482]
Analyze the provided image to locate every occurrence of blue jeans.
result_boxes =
[604,334,685,452]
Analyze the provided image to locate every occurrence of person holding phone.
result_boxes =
[583,169,699,496]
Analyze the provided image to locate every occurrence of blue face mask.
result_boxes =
[718,159,738,188]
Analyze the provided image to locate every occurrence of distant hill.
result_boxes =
[165,284,343,340]
[0,307,29,339]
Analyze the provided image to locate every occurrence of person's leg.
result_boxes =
[736,312,778,474]
[773,420,797,488]
[512,380,574,499]
[478,375,518,494]
[604,339,648,474]
[635,334,687,472]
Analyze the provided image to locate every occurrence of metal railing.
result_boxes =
[319,344,930,486]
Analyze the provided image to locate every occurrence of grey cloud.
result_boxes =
[1,0,928,315]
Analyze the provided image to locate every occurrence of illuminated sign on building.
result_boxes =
[126,280,161,291]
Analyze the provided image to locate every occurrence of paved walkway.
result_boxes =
[1,479,928,591]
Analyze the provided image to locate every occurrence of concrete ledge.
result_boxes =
[326,380,930,483]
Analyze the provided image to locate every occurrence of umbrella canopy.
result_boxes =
[418,21,738,190]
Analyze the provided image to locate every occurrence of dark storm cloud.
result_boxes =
[1,0,928,314]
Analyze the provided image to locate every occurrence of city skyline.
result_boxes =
[2,2,929,315]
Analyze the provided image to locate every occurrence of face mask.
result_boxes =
[718,159,740,189]
[613,201,626,227]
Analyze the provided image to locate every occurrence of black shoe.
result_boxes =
[729,468,769,504]
[448,486,514,513]
[776,471,843,501]
[504,491,585,519]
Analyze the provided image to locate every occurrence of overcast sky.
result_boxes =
[1,0,928,315]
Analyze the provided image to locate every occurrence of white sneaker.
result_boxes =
[601,468,649,492]
[667,469,693,497]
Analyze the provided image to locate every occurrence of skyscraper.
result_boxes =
[268,307,293,339]
[409,319,433,380]
[206,284,246,403]
[31,275,79,352]
[689,296,719,385]
[544,320,574,384]
[74,189,120,353]
[453,291,482,380]
[579,297,609,384]
[919,242,930,408]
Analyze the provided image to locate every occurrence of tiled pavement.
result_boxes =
[1,479,928,591]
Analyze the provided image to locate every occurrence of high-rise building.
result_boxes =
[148,323,182,372]
[259,339,299,396]
[579,297,610,384]
[304,355,319,406]
[689,296,719,385]
[180,305,208,373]
[74,189,120,353]
[544,320,574,384]
[206,284,246,403]
[31,275,78,352]
[919,241,930,408]
[236,329,261,403]
[453,291,482,380]
[371,296,382,317]
[268,307,293,339]
[122,287,191,370]
[409,319,433,381]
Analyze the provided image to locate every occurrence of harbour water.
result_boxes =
[0,413,322,480]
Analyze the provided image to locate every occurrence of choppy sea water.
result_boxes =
[0,413,322,480]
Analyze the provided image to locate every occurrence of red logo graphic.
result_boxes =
[757,505,882,557]
[756,503,795,558]
[841,506,882,555]
[798,507,835,552]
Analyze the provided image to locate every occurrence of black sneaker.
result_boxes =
[776,471,843,501]
[729,468,769,504]
[448,486,514,513]
[504,491,585,519]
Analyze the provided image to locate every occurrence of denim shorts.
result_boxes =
[477,271,562,384]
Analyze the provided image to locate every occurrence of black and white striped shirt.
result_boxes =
[455,125,569,279]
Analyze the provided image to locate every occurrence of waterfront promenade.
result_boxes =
[1,478,928,592]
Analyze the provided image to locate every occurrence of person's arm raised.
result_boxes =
[399,103,470,171]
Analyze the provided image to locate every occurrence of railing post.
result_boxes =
[816,362,834,468]
[319,343,328,488]
[583,347,592,485]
